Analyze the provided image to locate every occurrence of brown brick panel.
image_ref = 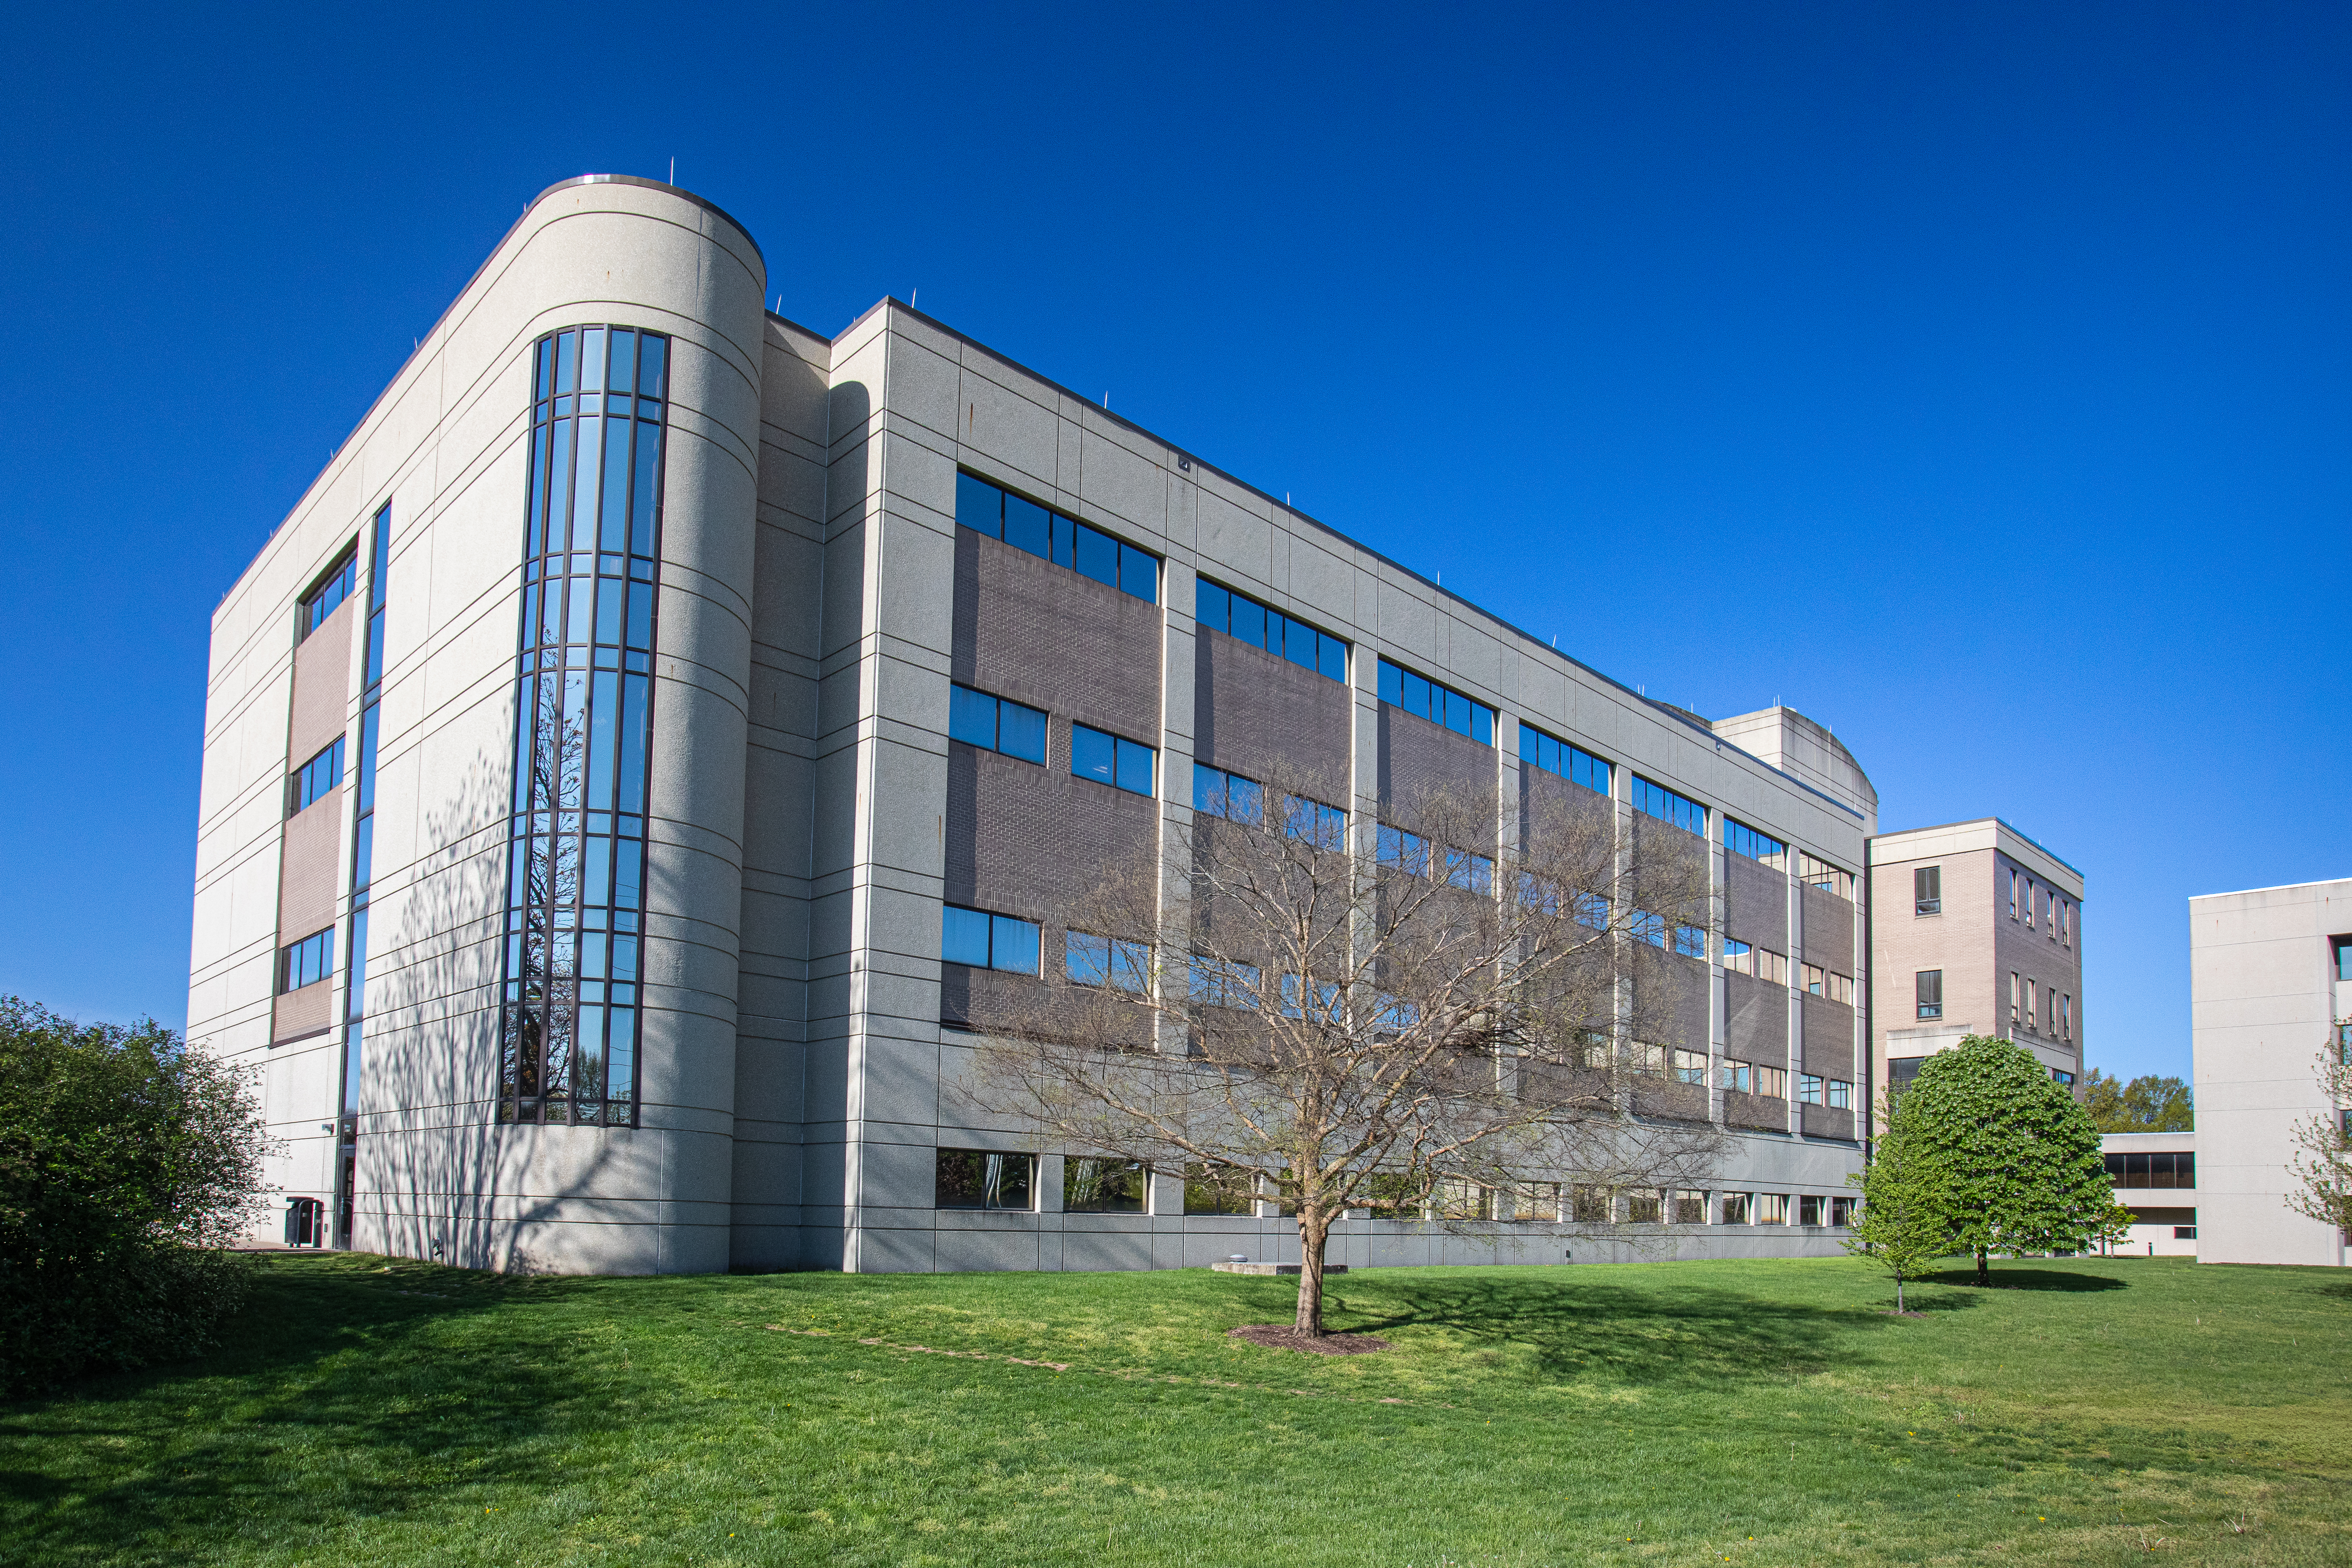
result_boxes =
[1723,1090,1789,1131]
[1725,972,1788,1065]
[1520,769,1614,857]
[1519,1060,1615,1113]
[952,528,1161,741]
[272,982,333,1044]
[288,596,356,765]
[1800,995,1856,1077]
[1634,1076,1710,1124]
[1636,952,1709,1054]
[1195,630,1350,796]
[941,964,1154,1047]
[1725,854,1787,953]
[1375,709,1496,850]
[1800,884,1855,971]
[944,739,1157,924]
[277,786,345,941]
[1801,1104,1858,1142]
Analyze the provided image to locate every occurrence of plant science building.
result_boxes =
[190,176,1879,1275]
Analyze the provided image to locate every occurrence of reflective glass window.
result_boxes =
[1519,724,1612,794]
[1631,775,1706,834]
[1376,657,1493,745]
[1725,819,1786,867]
[499,326,669,1128]
[936,1149,1034,1210]
[953,471,1157,602]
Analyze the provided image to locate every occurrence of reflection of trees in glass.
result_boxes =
[504,671,586,1117]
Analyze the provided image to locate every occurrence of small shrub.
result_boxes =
[0,996,269,1395]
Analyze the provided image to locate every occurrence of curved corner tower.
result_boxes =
[190,177,767,1273]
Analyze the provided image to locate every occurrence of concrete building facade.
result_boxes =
[2188,878,2350,1267]
[191,176,1881,1276]
[1866,819,2085,1105]
[2099,1130,2199,1257]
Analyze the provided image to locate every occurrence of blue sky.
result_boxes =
[2,3,2345,1080]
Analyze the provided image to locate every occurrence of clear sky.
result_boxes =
[2,4,2345,1080]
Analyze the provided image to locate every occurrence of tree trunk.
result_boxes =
[1895,1275,1905,1314]
[1294,1209,1330,1335]
[1975,1246,1989,1287]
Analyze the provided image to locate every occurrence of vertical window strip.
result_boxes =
[499,326,669,1128]
[333,503,392,1246]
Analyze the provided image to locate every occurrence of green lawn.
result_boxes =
[5,1252,2348,1566]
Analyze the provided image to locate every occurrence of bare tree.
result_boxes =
[2285,1028,2352,1236]
[956,767,1723,1335]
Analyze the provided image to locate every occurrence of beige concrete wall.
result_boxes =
[814,296,1876,1273]
[191,177,767,1271]
[2191,879,2349,1267]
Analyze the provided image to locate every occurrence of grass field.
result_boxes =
[4,1251,2348,1566]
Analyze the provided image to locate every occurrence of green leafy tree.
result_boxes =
[0,996,270,1394]
[2079,1068,2194,1133]
[1897,1034,2130,1286]
[1844,1094,1954,1312]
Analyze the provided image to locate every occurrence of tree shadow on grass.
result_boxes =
[1325,1275,1894,1387]
[1920,1265,2129,1293]
[0,1252,652,1565]
[1882,1288,1981,1314]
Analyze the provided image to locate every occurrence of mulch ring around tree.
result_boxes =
[1228,1325,1392,1355]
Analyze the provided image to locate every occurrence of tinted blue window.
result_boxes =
[1281,615,1317,672]
[1066,930,1110,987]
[1115,737,1156,797]
[1227,773,1263,824]
[1285,796,1345,851]
[1050,513,1075,568]
[956,472,1003,536]
[1003,492,1052,558]
[1195,584,1346,681]
[1442,689,1470,736]
[1726,820,1786,864]
[995,700,1046,763]
[942,905,991,967]
[949,685,997,748]
[990,913,1041,974]
[1196,580,1230,632]
[1074,521,1120,586]
[636,334,666,399]
[1193,763,1228,817]
[1118,544,1157,603]
[281,928,334,992]
[1378,824,1429,876]
[1071,724,1115,785]
[607,330,637,399]
[1377,658,1493,744]
[1633,775,1706,834]
[1229,596,1266,648]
